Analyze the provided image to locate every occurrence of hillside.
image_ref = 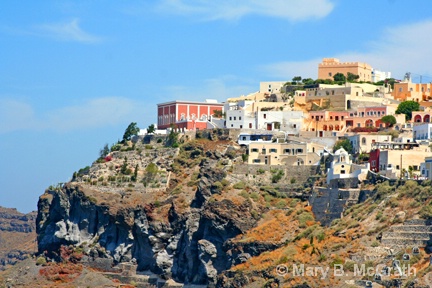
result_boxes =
[0,207,36,272]
[3,131,432,287]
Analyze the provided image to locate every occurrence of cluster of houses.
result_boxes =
[153,58,432,181]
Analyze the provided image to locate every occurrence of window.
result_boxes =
[330,116,333,120]
[263,114,266,119]
[253,159,261,163]
[249,123,252,128]
[231,124,233,127]
[261,149,266,154]
[229,117,232,120]
[329,72,332,77]
[396,165,400,170]
[297,148,303,153]
[284,149,291,154]
[362,137,366,145]
[270,148,277,153]
[239,117,242,120]
[251,148,258,152]
[240,125,242,129]
[341,116,344,120]
[293,124,297,128]
[234,117,236,120]
[335,116,339,121]
[399,88,402,92]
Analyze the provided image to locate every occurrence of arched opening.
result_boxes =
[365,119,374,127]
[323,125,328,131]
[414,115,422,122]
[335,125,340,131]
[424,115,430,123]
[347,100,351,109]
[329,125,334,131]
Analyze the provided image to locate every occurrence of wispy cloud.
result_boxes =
[163,75,257,102]
[35,18,102,43]
[0,97,141,134]
[155,0,335,22]
[262,20,432,81]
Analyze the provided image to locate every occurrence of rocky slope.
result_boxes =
[31,134,432,287]
[0,207,36,270]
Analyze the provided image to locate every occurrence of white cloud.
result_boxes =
[263,20,432,81]
[0,100,39,133]
[155,0,334,22]
[0,97,141,134]
[163,76,257,102]
[36,18,102,43]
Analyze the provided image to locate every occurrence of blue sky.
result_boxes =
[1,0,432,212]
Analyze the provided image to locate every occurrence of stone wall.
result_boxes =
[232,164,320,184]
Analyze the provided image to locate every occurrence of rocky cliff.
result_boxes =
[36,139,263,286]
[33,136,432,287]
[0,207,36,270]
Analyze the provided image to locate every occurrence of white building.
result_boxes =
[413,123,432,140]
[371,69,391,83]
[259,81,286,93]
[256,111,304,134]
[326,148,369,185]
[347,134,392,154]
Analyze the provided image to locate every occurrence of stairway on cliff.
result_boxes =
[381,219,432,248]
[309,187,354,226]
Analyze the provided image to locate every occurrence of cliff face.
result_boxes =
[0,207,36,269]
[36,158,258,285]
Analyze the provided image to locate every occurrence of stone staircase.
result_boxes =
[381,219,432,247]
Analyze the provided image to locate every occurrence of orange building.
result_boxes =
[392,81,432,102]
[157,100,223,130]
[318,58,372,82]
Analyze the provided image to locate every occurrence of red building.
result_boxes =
[369,149,380,172]
[157,100,224,130]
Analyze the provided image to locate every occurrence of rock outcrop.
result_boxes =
[0,207,37,270]
[36,159,258,286]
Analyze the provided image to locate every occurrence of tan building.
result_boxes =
[378,149,432,178]
[392,80,432,102]
[248,140,324,166]
[318,58,372,82]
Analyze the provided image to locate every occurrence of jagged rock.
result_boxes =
[396,211,406,221]
[198,240,218,283]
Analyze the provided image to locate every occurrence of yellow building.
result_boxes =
[318,58,372,82]
[248,141,324,166]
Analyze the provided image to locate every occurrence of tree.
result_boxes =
[99,143,110,158]
[333,139,353,154]
[395,101,420,121]
[292,76,302,84]
[123,122,140,142]
[212,109,223,118]
[131,164,139,182]
[302,78,314,85]
[147,124,155,134]
[120,157,130,175]
[347,72,359,82]
[381,115,396,127]
[333,73,346,82]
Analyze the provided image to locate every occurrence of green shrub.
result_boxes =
[36,256,47,266]
[271,169,284,183]
[257,168,265,175]
[297,211,314,228]
[233,182,246,189]
[275,200,286,209]
[250,192,259,201]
